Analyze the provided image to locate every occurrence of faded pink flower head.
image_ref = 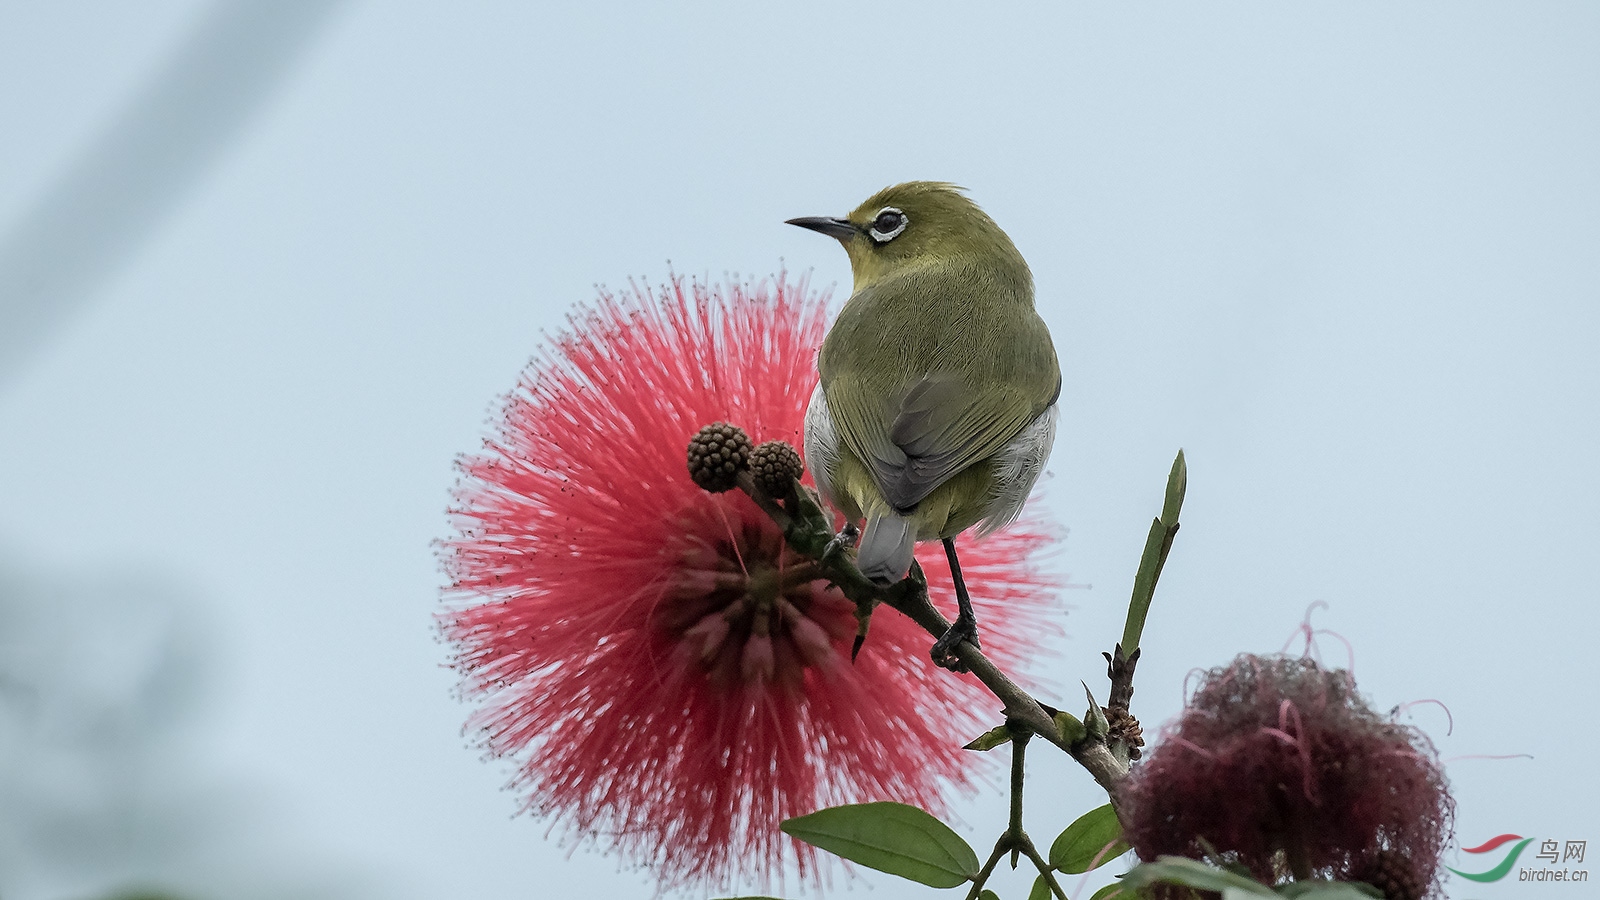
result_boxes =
[440,273,1060,892]
[1119,654,1454,900]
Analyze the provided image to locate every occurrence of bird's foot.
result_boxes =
[930,616,980,672]
[821,522,860,565]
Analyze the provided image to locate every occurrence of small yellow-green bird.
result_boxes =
[788,182,1060,669]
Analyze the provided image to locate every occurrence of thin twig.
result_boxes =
[1009,730,1029,866]
[965,838,1011,900]
[965,733,1069,900]
[1022,842,1070,900]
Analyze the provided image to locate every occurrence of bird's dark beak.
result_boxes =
[785,216,859,242]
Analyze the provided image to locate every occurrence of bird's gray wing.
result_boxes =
[827,373,1043,513]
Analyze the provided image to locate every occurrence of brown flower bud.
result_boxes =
[1104,706,1145,760]
[748,440,804,497]
[687,422,753,492]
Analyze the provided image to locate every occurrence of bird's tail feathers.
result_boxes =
[857,513,916,583]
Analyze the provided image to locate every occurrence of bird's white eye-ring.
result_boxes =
[868,207,909,243]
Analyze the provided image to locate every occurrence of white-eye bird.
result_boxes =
[788,182,1060,669]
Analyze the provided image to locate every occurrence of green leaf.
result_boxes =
[979,891,1002,900]
[1275,881,1383,899]
[1121,857,1275,897]
[1089,884,1131,900]
[1028,873,1052,900]
[780,802,980,888]
[1161,449,1186,527]
[1083,684,1110,739]
[1054,710,1086,745]
[1119,518,1166,653]
[1119,449,1186,654]
[1049,804,1130,873]
[965,723,1013,751]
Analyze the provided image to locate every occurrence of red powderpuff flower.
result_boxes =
[440,273,1060,893]
[1119,654,1454,900]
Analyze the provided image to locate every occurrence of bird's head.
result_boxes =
[787,181,1027,290]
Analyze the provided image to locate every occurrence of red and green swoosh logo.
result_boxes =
[1449,833,1534,882]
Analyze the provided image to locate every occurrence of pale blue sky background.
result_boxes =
[1,3,1595,900]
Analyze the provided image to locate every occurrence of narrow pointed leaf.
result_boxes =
[1049,804,1130,873]
[1161,449,1186,527]
[1083,684,1110,738]
[965,723,1013,751]
[1119,518,1166,653]
[1120,449,1186,654]
[781,802,979,888]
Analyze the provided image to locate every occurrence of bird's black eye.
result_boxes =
[868,207,908,243]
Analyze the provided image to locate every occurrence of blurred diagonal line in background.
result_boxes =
[0,0,343,389]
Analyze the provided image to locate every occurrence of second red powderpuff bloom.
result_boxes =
[1119,654,1454,900]
[440,273,1062,893]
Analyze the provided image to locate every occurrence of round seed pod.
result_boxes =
[687,422,753,492]
[749,440,804,497]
